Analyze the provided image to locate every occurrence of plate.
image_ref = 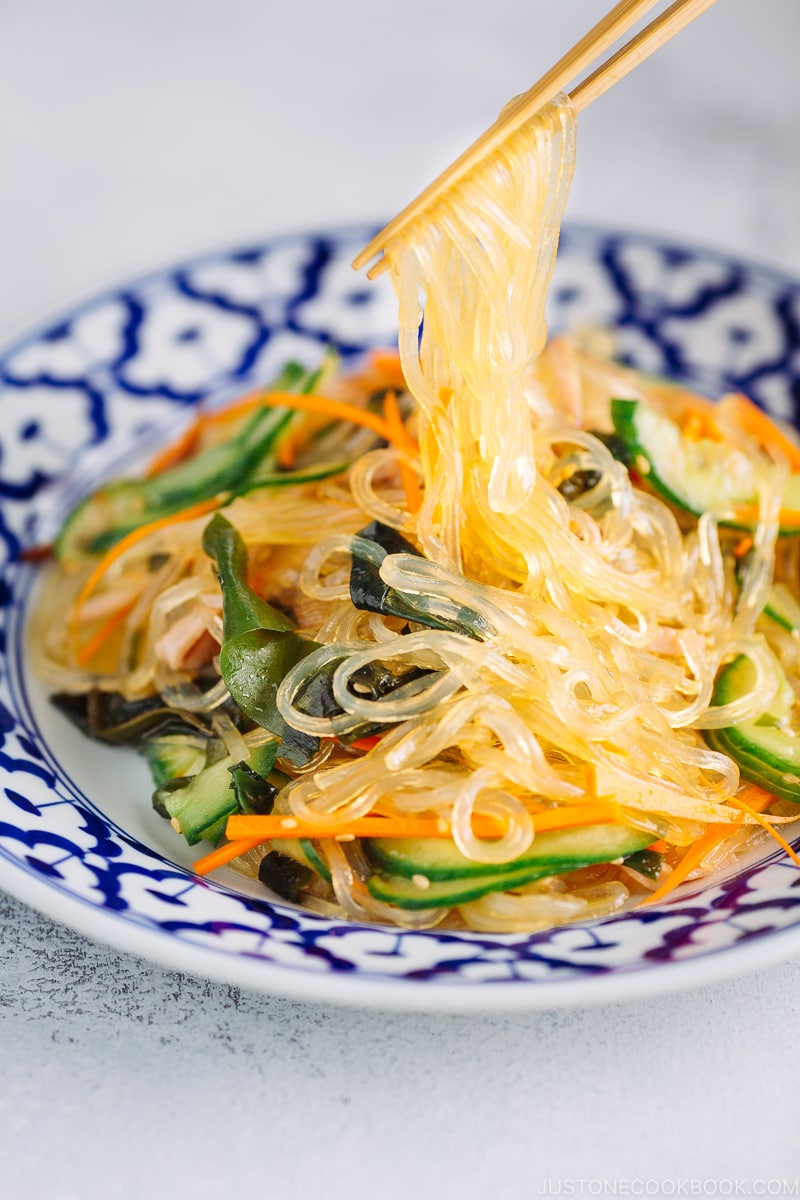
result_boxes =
[3,222,800,1012]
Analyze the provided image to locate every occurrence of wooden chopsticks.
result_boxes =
[353,0,719,278]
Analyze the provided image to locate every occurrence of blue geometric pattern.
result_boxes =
[1,223,800,998]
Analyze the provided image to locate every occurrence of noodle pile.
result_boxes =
[31,94,800,932]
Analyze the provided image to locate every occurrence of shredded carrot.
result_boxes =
[728,392,800,473]
[193,837,267,877]
[641,782,783,906]
[366,348,406,389]
[145,423,202,477]
[192,802,624,877]
[733,534,754,559]
[730,505,800,529]
[75,600,137,667]
[70,496,222,654]
[728,796,800,868]
[382,390,422,513]
[145,382,414,480]
[646,839,669,853]
[680,411,720,442]
[736,780,779,812]
[276,426,302,469]
[223,800,622,846]
[640,823,736,906]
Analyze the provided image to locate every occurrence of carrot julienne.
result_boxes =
[144,424,202,477]
[728,796,800,868]
[641,782,785,906]
[70,497,222,652]
[728,392,800,473]
[382,390,422,513]
[192,836,269,877]
[192,801,623,877]
[366,348,407,389]
[731,505,800,527]
[75,599,137,667]
[146,387,416,481]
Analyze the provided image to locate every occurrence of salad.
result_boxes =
[29,94,800,932]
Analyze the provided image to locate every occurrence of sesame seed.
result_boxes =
[412,874,431,889]
[170,818,182,834]
[335,834,356,842]
[280,817,299,829]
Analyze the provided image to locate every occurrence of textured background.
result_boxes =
[2,2,800,1196]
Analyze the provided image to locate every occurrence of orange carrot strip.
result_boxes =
[674,398,721,440]
[646,839,669,853]
[75,600,136,667]
[224,801,622,844]
[145,387,406,480]
[382,390,422,513]
[730,505,800,529]
[145,423,203,477]
[639,823,735,906]
[641,782,780,906]
[733,535,754,559]
[70,497,222,650]
[276,427,301,469]
[194,803,624,879]
[193,837,268,877]
[728,796,800,868]
[736,780,779,812]
[367,348,406,389]
[729,392,800,472]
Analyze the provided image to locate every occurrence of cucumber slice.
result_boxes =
[762,583,800,634]
[161,755,239,845]
[367,863,561,909]
[621,848,664,881]
[364,823,651,881]
[270,837,332,883]
[610,398,800,531]
[139,733,207,787]
[703,651,800,804]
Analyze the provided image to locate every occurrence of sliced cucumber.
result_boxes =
[621,848,664,881]
[55,360,321,565]
[367,863,561,909]
[270,837,332,884]
[610,398,800,531]
[762,583,800,634]
[139,733,207,787]
[160,755,239,845]
[364,822,651,882]
[703,650,800,804]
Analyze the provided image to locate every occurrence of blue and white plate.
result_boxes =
[2,223,800,1012]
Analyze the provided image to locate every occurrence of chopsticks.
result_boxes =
[353,0,719,278]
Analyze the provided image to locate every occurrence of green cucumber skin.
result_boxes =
[364,823,651,882]
[762,584,800,634]
[704,726,800,805]
[299,840,332,883]
[704,654,800,805]
[610,398,800,535]
[163,757,239,845]
[270,837,332,884]
[140,735,206,788]
[610,398,700,515]
[367,863,563,909]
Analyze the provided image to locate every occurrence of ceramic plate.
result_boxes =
[2,222,800,1012]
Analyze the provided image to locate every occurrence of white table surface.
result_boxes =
[2,2,800,1196]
